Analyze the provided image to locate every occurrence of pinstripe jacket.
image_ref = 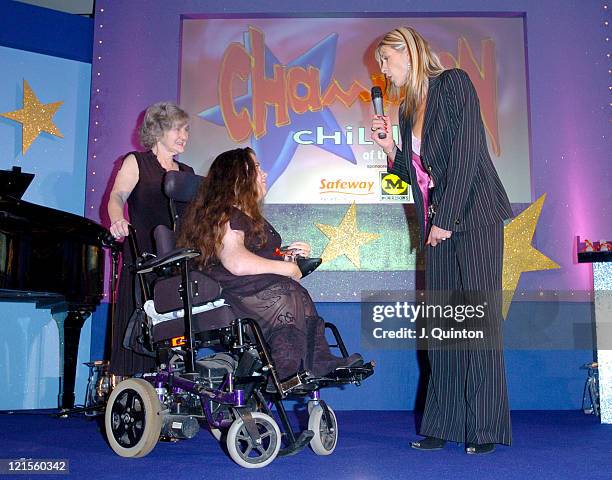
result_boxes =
[388,68,513,245]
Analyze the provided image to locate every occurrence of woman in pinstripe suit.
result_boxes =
[370,27,513,454]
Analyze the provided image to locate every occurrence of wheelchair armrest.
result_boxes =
[136,248,201,274]
[297,257,322,278]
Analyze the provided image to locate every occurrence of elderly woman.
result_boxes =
[177,147,362,380]
[107,101,194,376]
[370,27,513,454]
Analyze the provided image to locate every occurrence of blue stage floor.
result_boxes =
[0,410,610,479]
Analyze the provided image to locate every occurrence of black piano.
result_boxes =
[0,166,115,410]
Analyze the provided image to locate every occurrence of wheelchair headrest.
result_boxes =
[163,170,204,203]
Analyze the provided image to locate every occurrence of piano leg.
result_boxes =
[53,310,89,410]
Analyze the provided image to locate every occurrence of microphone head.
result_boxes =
[371,86,383,99]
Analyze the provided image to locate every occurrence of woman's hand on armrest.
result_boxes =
[217,224,303,281]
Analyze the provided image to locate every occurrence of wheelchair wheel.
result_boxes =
[105,378,163,458]
[226,412,281,468]
[308,404,338,455]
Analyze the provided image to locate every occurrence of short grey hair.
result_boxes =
[138,102,189,149]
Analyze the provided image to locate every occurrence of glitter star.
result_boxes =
[0,79,63,155]
[502,194,560,318]
[315,203,381,269]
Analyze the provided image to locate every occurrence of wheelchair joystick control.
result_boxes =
[273,246,322,278]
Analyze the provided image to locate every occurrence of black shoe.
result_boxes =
[313,353,364,377]
[466,443,495,455]
[410,436,446,451]
[338,353,364,369]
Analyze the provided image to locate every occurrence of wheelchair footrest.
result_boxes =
[277,429,314,457]
[265,370,316,396]
[325,361,375,382]
[290,362,376,393]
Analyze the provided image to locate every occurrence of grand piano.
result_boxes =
[0,166,115,410]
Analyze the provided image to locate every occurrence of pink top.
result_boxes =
[411,151,431,230]
[387,142,433,231]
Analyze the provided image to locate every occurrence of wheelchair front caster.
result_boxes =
[308,403,338,455]
[210,427,223,441]
[105,378,163,458]
[226,412,281,468]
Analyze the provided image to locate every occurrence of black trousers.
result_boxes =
[419,222,512,445]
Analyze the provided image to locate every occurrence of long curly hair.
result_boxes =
[177,147,266,268]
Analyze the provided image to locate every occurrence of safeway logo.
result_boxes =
[320,178,375,196]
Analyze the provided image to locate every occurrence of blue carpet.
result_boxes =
[0,410,610,479]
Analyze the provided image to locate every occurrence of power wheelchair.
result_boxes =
[104,171,374,468]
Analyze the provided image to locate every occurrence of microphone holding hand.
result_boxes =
[370,86,396,158]
[371,87,387,139]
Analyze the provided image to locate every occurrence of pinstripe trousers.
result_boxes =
[419,222,512,445]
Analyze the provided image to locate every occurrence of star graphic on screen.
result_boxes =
[0,79,63,155]
[199,31,357,188]
[315,203,381,269]
[502,194,560,318]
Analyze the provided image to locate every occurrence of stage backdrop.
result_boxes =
[85,0,611,410]
[0,2,93,410]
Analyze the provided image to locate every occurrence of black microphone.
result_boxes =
[371,86,386,139]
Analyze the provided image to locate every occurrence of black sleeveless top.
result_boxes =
[227,207,281,259]
[205,208,286,298]
[126,150,194,254]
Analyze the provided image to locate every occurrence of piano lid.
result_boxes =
[0,165,116,248]
[0,166,34,200]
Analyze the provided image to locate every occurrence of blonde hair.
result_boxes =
[375,27,445,120]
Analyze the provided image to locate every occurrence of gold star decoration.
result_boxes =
[315,203,381,269]
[502,193,560,318]
[0,79,63,155]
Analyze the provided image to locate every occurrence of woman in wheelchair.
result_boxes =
[103,147,373,466]
[177,147,363,380]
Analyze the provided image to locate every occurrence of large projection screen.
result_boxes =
[178,15,530,299]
